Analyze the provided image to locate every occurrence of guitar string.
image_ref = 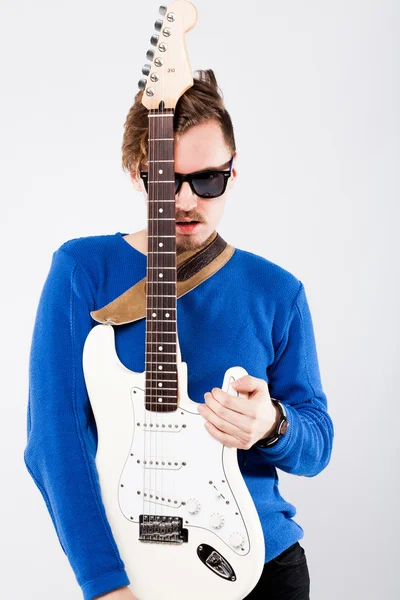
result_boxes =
[144,108,150,527]
[157,99,161,527]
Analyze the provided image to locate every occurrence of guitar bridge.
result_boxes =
[139,515,188,544]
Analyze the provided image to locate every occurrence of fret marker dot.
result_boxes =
[159,169,163,174]
[159,242,163,247]
[158,366,163,370]
[159,273,163,278]
[165,313,170,318]
[158,383,163,387]
[158,346,163,350]
[152,312,156,317]
[159,208,163,213]
[158,398,163,403]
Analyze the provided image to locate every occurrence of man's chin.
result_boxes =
[176,229,215,255]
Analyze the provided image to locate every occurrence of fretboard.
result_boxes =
[145,108,178,413]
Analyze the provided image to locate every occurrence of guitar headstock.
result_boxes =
[138,1,198,110]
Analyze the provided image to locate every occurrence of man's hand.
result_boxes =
[197,374,279,449]
[95,587,137,599]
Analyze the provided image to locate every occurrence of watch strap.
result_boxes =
[254,398,289,448]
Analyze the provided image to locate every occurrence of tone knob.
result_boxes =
[138,79,147,91]
[154,19,163,31]
[229,532,245,548]
[210,513,225,529]
[187,498,201,515]
[142,64,151,76]
[150,34,159,46]
[146,49,155,61]
[159,5,167,16]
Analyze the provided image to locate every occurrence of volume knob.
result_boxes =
[229,532,245,548]
[187,498,201,515]
[210,513,225,529]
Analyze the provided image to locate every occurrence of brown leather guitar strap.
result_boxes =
[90,232,235,326]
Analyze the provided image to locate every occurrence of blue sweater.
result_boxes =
[24,231,334,600]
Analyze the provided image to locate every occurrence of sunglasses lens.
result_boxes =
[190,173,226,198]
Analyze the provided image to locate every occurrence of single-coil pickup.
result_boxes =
[136,457,186,470]
[136,489,185,508]
[136,421,184,432]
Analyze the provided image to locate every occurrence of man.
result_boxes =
[24,70,334,600]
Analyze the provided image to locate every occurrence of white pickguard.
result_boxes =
[82,323,265,600]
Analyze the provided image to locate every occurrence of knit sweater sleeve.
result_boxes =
[23,248,130,600]
[256,281,334,476]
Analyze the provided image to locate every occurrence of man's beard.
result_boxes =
[176,230,215,255]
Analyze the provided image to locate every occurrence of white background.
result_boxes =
[1,0,399,598]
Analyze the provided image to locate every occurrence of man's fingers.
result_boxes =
[203,421,251,449]
[210,386,254,415]
[200,392,254,435]
[231,374,268,395]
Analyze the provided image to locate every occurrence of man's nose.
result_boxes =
[175,181,198,211]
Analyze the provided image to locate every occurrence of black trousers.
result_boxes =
[242,542,310,600]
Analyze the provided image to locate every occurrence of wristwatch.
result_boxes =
[254,398,289,448]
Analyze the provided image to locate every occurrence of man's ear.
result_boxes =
[227,151,237,190]
[130,169,145,193]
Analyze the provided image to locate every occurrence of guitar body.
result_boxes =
[82,323,265,599]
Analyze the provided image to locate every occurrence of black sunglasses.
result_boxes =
[140,155,234,199]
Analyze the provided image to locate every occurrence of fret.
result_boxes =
[146,386,176,393]
[146,332,176,336]
[145,379,177,382]
[146,370,177,372]
[145,349,176,353]
[148,251,175,254]
[145,402,177,406]
[145,354,176,358]
[146,352,176,365]
[146,345,176,348]
[148,182,175,185]
[145,332,176,336]
[148,138,174,141]
[148,235,175,238]
[148,115,173,119]
[147,266,176,269]
[147,320,177,323]
[147,200,175,202]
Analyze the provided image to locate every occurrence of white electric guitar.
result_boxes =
[82,2,265,598]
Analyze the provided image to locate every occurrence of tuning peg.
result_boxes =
[150,34,159,46]
[159,5,167,16]
[146,48,155,61]
[138,78,147,91]
[142,64,151,76]
[154,19,163,31]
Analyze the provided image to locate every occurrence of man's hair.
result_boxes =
[121,69,236,176]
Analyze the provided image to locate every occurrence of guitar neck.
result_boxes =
[145,107,178,413]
